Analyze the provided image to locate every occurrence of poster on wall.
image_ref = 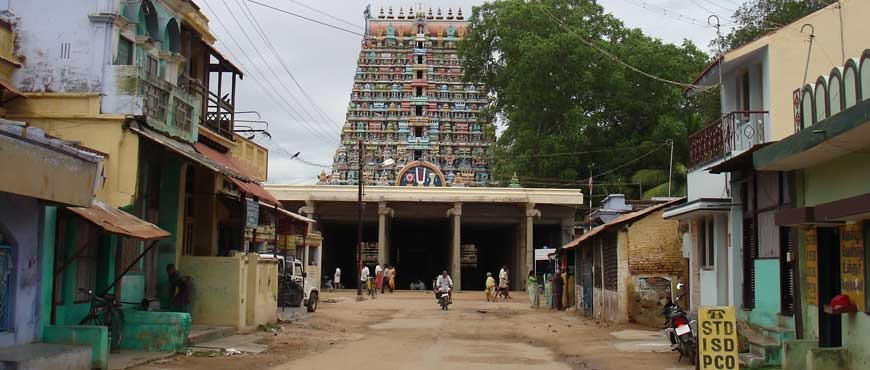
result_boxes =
[841,223,865,311]
[460,244,478,268]
[803,227,818,306]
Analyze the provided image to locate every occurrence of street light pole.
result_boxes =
[667,139,674,198]
[356,140,364,297]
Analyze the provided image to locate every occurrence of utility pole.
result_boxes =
[356,140,364,297]
[667,139,674,198]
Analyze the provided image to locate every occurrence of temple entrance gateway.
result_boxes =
[390,221,449,289]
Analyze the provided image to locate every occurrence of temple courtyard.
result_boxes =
[131,291,692,370]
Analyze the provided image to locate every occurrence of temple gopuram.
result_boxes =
[327,6,496,187]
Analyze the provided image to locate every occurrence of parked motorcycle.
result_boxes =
[662,283,697,364]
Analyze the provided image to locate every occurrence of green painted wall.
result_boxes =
[843,312,870,369]
[155,159,183,309]
[804,153,870,206]
[750,259,781,328]
[120,310,190,352]
[44,325,108,370]
[40,206,57,338]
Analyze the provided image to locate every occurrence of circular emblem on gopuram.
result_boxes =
[395,160,446,187]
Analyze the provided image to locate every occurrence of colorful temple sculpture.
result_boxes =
[329,6,496,187]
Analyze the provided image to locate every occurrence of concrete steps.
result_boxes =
[187,325,235,346]
[737,320,795,369]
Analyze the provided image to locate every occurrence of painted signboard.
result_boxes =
[460,244,478,268]
[535,247,556,261]
[841,223,865,311]
[245,197,259,228]
[803,227,818,306]
[699,306,738,370]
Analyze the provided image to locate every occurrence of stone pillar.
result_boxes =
[524,203,541,281]
[377,202,394,265]
[298,201,316,228]
[447,203,462,291]
[560,217,575,247]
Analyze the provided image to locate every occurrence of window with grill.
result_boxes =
[119,238,143,274]
[74,224,100,303]
[742,216,758,309]
[0,230,13,333]
[603,233,618,291]
[699,218,715,269]
[144,55,159,78]
[115,37,133,65]
[780,227,796,315]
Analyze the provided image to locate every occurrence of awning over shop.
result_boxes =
[259,200,315,224]
[776,193,870,226]
[129,122,252,182]
[192,142,280,205]
[662,198,732,220]
[67,200,169,240]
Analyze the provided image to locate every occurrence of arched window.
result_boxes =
[861,50,870,101]
[801,85,814,129]
[844,60,859,108]
[164,18,180,53]
[828,69,843,116]
[140,1,159,40]
[814,77,828,122]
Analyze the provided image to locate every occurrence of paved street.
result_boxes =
[135,290,693,370]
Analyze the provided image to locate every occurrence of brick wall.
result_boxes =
[625,209,686,278]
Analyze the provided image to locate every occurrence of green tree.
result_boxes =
[460,0,714,201]
[711,0,829,53]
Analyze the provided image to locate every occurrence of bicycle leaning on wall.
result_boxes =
[78,289,125,351]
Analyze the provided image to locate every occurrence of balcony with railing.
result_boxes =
[688,111,768,168]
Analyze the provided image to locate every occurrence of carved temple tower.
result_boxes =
[328,6,496,187]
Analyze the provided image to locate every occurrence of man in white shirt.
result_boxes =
[334,267,341,289]
[436,270,453,303]
[361,265,370,289]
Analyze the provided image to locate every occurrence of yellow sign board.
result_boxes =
[841,223,865,311]
[803,227,818,306]
[699,306,738,370]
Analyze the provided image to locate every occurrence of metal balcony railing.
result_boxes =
[688,110,768,168]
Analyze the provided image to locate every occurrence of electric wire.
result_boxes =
[613,0,724,28]
[218,0,340,144]
[277,0,365,31]
[237,0,341,131]
[246,0,367,37]
[536,2,719,91]
[201,0,340,146]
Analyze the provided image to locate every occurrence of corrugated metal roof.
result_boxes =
[192,142,280,205]
[129,122,253,182]
[67,200,169,240]
[562,198,684,250]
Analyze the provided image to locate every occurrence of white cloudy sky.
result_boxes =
[199,0,735,184]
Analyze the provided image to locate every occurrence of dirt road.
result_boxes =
[135,290,693,370]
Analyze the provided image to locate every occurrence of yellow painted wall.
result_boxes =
[230,135,269,182]
[180,255,244,329]
[180,253,277,330]
[0,21,20,87]
[727,0,870,140]
[8,95,139,207]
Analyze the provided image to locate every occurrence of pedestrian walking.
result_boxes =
[167,264,194,314]
[375,264,384,291]
[361,265,370,291]
[485,272,496,302]
[388,265,396,292]
[498,265,510,299]
[544,272,553,309]
[552,268,563,310]
[527,271,539,308]
[561,269,569,309]
[334,267,342,289]
[381,264,390,293]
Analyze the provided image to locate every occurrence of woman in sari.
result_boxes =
[543,273,553,309]
[388,266,396,292]
[526,271,539,308]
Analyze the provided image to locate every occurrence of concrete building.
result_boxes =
[753,49,870,370]
[0,0,308,367]
[668,1,870,367]
[563,200,687,327]
[266,185,583,291]
[328,6,495,187]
